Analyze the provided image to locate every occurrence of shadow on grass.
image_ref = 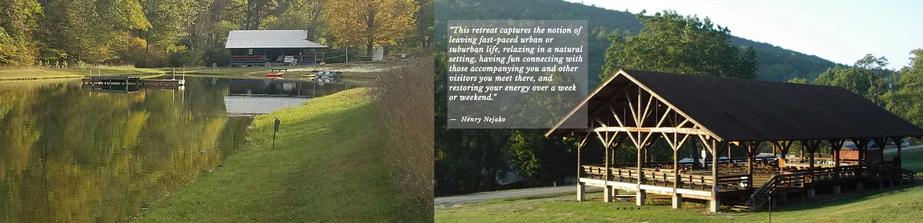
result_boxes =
[763,181,923,213]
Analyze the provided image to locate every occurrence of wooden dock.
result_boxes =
[82,75,185,87]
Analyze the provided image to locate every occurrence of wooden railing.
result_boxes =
[717,174,752,191]
[748,163,907,211]
[581,165,750,191]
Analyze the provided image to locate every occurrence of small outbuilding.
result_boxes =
[225,30,327,66]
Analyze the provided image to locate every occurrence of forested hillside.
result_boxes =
[435,0,838,82]
[0,0,432,68]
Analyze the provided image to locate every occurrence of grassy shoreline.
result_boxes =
[0,66,165,81]
[138,88,408,222]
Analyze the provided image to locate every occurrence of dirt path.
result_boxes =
[435,186,601,207]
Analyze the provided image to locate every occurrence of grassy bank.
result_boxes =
[139,88,409,222]
[437,146,923,222]
[0,66,164,81]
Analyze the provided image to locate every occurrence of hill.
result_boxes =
[435,0,839,83]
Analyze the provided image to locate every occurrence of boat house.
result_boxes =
[545,69,923,212]
[225,30,327,66]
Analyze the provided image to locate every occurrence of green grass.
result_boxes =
[0,65,164,81]
[436,146,923,223]
[138,88,406,222]
[436,185,923,223]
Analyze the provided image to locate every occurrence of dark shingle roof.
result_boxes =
[547,69,923,141]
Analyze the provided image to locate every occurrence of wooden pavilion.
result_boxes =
[545,69,923,212]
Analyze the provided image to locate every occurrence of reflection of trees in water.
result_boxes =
[0,79,251,223]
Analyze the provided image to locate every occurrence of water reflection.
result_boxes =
[226,78,348,97]
[0,77,334,222]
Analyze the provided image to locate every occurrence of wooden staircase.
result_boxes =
[740,172,808,211]
[737,166,915,212]
[900,169,915,184]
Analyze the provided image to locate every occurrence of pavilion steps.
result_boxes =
[900,169,915,184]
[729,203,753,212]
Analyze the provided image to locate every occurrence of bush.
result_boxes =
[202,48,230,67]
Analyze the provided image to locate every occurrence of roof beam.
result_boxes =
[593,126,710,135]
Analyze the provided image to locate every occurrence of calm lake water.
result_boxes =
[0,77,346,222]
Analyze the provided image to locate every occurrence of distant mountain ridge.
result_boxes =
[436,0,840,83]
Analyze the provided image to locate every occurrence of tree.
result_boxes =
[0,0,42,66]
[244,0,277,30]
[324,0,418,57]
[139,0,205,66]
[854,54,890,104]
[601,11,757,80]
[412,0,433,47]
[787,77,809,84]
[262,0,324,35]
[887,49,923,128]
[813,54,893,104]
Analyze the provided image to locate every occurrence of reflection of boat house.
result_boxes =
[225,30,327,66]
[227,79,302,96]
[226,79,346,98]
[546,69,923,213]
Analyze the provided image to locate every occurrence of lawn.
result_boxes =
[0,65,164,81]
[138,88,410,222]
[436,146,923,223]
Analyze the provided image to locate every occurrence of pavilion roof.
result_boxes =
[546,69,923,141]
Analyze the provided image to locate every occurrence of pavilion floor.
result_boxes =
[578,161,911,210]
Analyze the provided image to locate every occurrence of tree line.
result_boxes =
[0,0,433,68]
[791,51,923,131]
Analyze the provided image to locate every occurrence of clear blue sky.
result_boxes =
[565,0,923,70]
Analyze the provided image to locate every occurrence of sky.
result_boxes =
[564,0,923,70]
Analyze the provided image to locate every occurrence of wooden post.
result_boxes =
[636,143,645,206]
[672,149,682,208]
[872,138,888,188]
[604,140,612,202]
[800,148,805,163]
[746,142,755,189]
[577,134,589,202]
[727,145,733,161]
[854,138,868,165]
[593,121,618,203]
[710,139,719,213]
[664,132,690,209]
[804,140,817,198]
[894,137,903,168]
[830,139,844,194]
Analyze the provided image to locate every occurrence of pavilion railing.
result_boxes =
[748,163,904,210]
[581,165,751,191]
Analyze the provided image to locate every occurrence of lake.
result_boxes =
[0,77,347,222]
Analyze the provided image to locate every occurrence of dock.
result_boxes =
[82,75,185,87]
